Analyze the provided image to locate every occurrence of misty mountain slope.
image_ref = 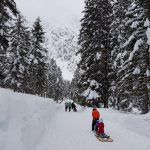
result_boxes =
[47,27,80,80]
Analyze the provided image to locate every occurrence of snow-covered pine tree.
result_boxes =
[46,58,64,101]
[138,0,150,114]
[77,0,112,107]
[0,0,18,86]
[4,14,30,92]
[29,17,48,96]
[21,28,32,94]
[62,80,71,99]
[0,0,17,51]
[54,67,64,101]
[138,0,150,15]
[115,0,150,113]
[110,0,132,109]
[70,68,81,101]
[46,58,57,98]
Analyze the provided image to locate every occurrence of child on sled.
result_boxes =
[96,118,109,139]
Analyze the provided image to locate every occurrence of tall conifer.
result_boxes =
[29,17,48,96]
[77,0,112,107]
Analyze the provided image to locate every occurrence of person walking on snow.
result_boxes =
[92,106,100,131]
[72,102,75,109]
[65,102,68,111]
[68,102,72,112]
[72,102,77,111]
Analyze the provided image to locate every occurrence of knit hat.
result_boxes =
[93,106,97,109]
[99,118,103,123]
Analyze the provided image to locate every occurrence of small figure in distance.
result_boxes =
[68,101,72,112]
[74,105,77,112]
[65,102,68,111]
[72,102,77,111]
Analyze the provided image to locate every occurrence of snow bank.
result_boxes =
[101,108,150,139]
[0,88,58,150]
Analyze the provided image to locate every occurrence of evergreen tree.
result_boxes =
[62,80,71,99]
[77,0,112,107]
[4,14,30,92]
[111,0,150,113]
[54,67,64,101]
[0,0,18,86]
[121,0,150,113]
[110,0,132,109]
[138,0,150,114]
[138,0,150,15]
[70,68,81,100]
[22,28,32,93]
[46,58,64,101]
[29,17,48,96]
[0,0,18,51]
[46,59,57,98]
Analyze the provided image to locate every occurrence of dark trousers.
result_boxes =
[65,106,68,111]
[92,119,99,131]
[69,107,71,112]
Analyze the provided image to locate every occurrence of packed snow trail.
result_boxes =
[39,107,150,150]
[0,88,150,150]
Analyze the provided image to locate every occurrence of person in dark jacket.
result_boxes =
[65,102,68,111]
[72,102,75,109]
[68,102,72,112]
[72,102,77,111]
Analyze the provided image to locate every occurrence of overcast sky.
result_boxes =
[15,0,84,30]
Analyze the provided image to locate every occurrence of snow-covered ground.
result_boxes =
[0,88,59,150]
[0,88,150,150]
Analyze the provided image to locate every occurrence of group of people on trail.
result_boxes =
[65,102,77,112]
[92,106,109,138]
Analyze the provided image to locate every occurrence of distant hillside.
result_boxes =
[46,27,80,80]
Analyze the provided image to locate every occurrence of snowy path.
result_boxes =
[40,108,150,150]
[0,89,150,150]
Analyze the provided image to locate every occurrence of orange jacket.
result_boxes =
[92,109,100,120]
